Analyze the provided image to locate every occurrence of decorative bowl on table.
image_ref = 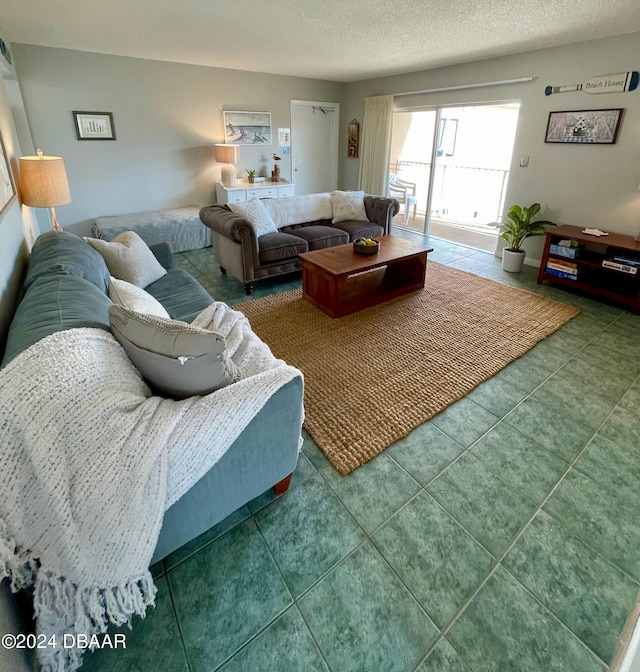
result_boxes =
[353,238,380,255]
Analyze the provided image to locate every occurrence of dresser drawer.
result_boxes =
[277,186,294,197]
[226,190,247,204]
[248,188,277,200]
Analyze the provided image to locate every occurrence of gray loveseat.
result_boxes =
[200,193,399,294]
[1,231,303,564]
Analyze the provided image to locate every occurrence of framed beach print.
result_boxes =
[223,111,272,145]
[73,111,116,140]
[544,108,623,144]
[0,129,16,221]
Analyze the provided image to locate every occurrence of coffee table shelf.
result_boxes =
[299,236,433,318]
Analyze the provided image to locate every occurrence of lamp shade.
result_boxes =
[19,151,71,207]
[214,144,240,164]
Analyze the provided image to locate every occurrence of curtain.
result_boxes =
[358,94,394,196]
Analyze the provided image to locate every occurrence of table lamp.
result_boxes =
[215,144,240,187]
[19,149,71,231]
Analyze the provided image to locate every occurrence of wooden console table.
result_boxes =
[538,224,640,313]
[299,236,433,318]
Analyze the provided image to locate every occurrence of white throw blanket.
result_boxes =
[0,301,302,672]
[263,192,333,228]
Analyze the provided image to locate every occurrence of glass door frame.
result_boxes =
[393,99,521,236]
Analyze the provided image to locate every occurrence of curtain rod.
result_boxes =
[394,77,536,97]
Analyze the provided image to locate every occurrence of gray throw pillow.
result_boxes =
[85,231,167,288]
[109,305,241,399]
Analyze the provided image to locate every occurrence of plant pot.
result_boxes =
[248,176,255,184]
[502,248,526,273]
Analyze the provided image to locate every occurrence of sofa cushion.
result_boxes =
[229,198,278,237]
[282,225,349,251]
[259,232,309,265]
[331,190,368,224]
[145,269,214,322]
[109,305,240,399]
[331,221,385,241]
[109,277,170,318]
[85,231,167,288]
[2,275,112,367]
[25,231,111,293]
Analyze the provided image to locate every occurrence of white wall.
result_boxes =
[12,44,345,235]
[341,32,640,261]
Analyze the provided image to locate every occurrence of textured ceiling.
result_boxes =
[2,0,640,82]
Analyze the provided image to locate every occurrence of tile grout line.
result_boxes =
[163,568,194,672]
[413,380,639,672]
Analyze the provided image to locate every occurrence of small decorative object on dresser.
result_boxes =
[271,153,281,182]
[246,168,257,184]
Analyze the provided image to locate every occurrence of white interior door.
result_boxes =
[291,100,340,195]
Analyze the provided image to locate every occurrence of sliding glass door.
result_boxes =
[390,103,520,247]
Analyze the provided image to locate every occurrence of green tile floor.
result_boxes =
[83,228,640,672]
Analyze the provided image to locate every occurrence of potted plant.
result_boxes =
[246,169,257,184]
[493,203,556,273]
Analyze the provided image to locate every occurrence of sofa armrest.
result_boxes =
[200,206,250,244]
[149,242,175,270]
[364,196,400,235]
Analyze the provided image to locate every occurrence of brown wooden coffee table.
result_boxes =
[299,235,433,318]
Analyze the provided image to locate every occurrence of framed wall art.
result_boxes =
[347,118,359,158]
[0,129,16,221]
[544,108,623,144]
[73,111,116,140]
[223,111,272,145]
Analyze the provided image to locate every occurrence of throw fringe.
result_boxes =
[2,517,156,672]
[33,571,156,672]
[0,517,37,590]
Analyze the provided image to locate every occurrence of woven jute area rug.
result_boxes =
[237,263,580,475]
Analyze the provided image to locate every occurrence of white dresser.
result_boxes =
[215,180,295,205]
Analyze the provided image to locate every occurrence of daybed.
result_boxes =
[200,191,399,293]
[0,231,303,672]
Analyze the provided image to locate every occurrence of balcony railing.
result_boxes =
[391,160,509,228]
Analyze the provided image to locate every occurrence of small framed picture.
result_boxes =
[73,111,116,141]
[544,108,623,144]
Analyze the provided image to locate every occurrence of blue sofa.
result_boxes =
[1,231,303,564]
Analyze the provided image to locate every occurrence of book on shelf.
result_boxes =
[546,261,578,274]
[549,243,581,258]
[545,267,580,281]
[602,260,639,275]
[612,255,640,267]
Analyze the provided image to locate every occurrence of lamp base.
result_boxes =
[50,206,63,232]
[221,164,237,187]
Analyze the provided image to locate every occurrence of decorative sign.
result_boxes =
[545,71,638,96]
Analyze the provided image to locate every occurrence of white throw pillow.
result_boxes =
[228,198,278,237]
[85,232,167,288]
[331,190,368,223]
[109,277,170,318]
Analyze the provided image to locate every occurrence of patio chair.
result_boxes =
[388,173,418,225]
